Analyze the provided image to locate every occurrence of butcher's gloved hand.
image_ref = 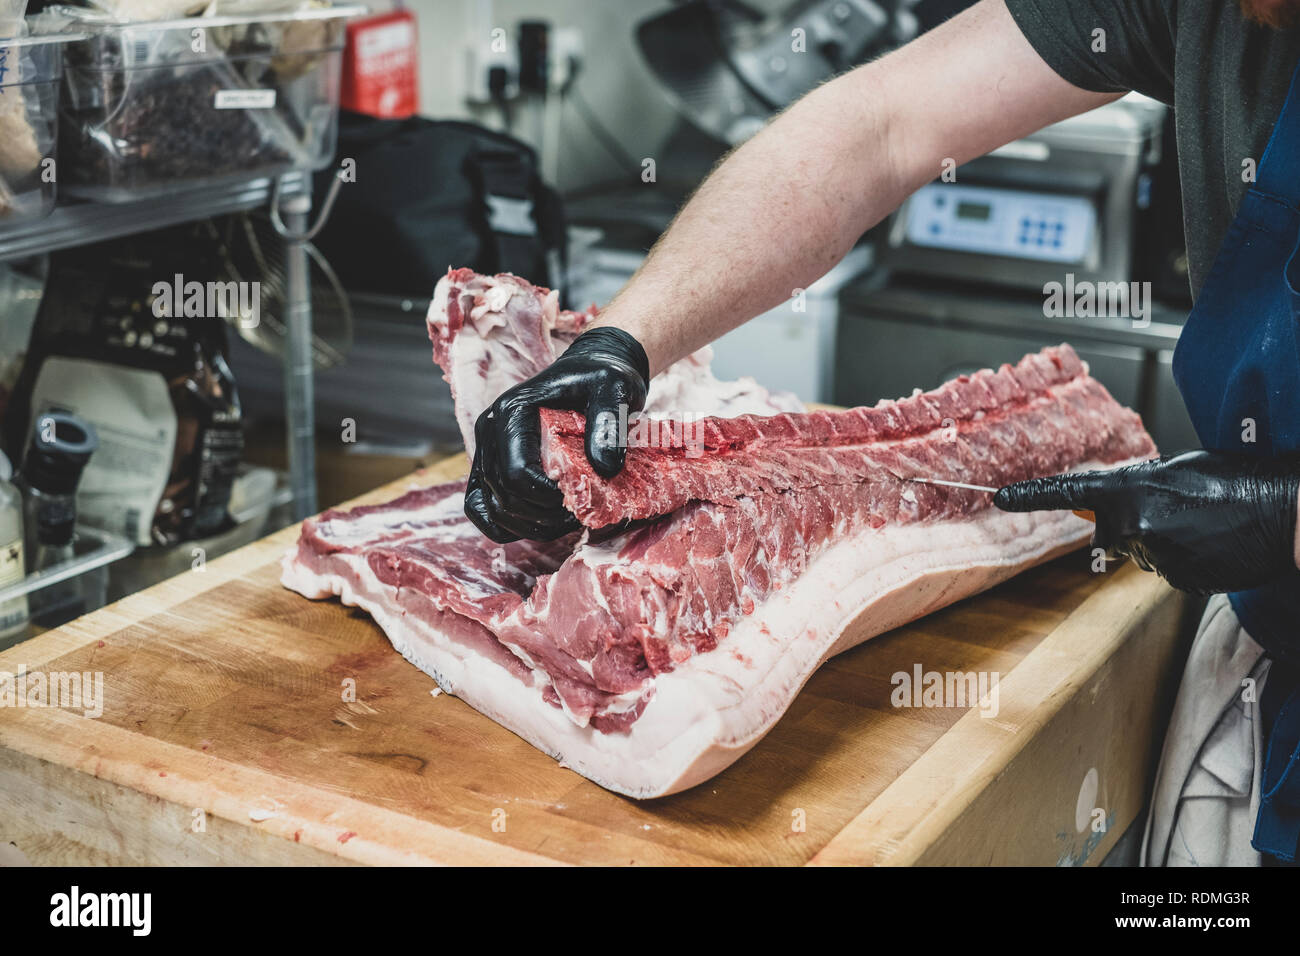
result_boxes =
[994,450,1300,595]
[465,326,650,543]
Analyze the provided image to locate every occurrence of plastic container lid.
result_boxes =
[0,31,88,50]
[48,3,366,31]
[0,31,89,91]
[0,31,89,48]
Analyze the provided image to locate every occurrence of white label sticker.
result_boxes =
[214,89,277,110]
[0,537,27,637]
[485,195,536,236]
[357,20,414,58]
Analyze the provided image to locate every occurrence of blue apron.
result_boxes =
[1171,59,1300,863]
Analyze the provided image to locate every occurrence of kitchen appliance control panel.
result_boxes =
[902,183,1097,264]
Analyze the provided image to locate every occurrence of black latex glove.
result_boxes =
[994,450,1300,595]
[464,326,650,543]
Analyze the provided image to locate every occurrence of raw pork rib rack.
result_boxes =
[429,267,803,457]
[282,268,1156,798]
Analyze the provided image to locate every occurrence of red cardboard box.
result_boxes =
[341,9,420,119]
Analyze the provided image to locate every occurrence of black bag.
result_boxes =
[312,112,567,300]
[2,226,244,547]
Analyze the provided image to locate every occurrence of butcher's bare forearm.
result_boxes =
[597,72,914,377]
[590,0,1118,376]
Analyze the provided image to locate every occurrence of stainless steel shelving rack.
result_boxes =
[0,171,320,519]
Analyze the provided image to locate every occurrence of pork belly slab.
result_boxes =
[282,269,1156,798]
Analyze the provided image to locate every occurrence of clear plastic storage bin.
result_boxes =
[55,4,364,201]
[0,34,79,224]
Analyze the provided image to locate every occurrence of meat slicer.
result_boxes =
[636,0,971,145]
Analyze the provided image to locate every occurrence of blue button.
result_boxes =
[930,223,942,235]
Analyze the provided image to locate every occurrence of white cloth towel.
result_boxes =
[1142,594,1272,866]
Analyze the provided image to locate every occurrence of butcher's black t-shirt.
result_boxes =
[1004,0,1300,298]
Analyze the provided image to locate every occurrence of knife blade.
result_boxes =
[905,476,999,493]
[904,476,1096,523]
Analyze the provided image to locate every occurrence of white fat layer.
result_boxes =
[486,628,647,726]
[447,333,503,455]
[282,458,1137,798]
[431,274,449,316]
[313,490,473,548]
[642,346,804,420]
[480,282,515,314]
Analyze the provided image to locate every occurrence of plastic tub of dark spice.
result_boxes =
[51,3,366,202]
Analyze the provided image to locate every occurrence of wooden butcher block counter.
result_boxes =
[0,454,1194,867]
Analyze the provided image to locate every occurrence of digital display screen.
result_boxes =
[956,201,992,222]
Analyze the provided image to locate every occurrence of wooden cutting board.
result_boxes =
[0,455,1192,866]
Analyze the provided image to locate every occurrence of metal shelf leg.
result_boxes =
[281,190,317,520]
